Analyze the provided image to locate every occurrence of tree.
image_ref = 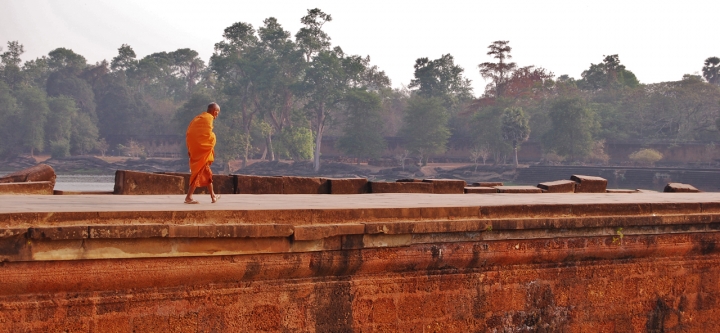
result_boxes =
[409,54,473,107]
[501,107,530,167]
[45,96,77,146]
[577,55,639,90]
[399,95,450,165]
[295,8,332,62]
[110,44,137,72]
[47,48,87,74]
[0,41,25,89]
[337,89,386,160]
[15,86,49,155]
[542,98,598,161]
[478,41,517,98]
[702,57,720,85]
[304,48,388,171]
[211,21,262,168]
[46,70,97,121]
[70,112,99,154]
[254,17,305,161]
[471,105,512,165]
[0,81,19,156]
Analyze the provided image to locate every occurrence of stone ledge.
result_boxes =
[114,170,184,195]
[3,212,720,262]
[0,181,54,195]
[537,180,576,193]
[572,174,608,193]
[370,182,433,193]
[235,175,284,194]
[422,179,466,194]
[465,186,497,194]
[494,186,543,193]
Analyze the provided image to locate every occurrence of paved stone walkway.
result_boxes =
[1,192,719,213]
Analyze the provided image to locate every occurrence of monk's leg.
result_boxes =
[208,183,219,203]
[185,185,197,203]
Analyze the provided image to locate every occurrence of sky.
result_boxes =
[1,0,718,96]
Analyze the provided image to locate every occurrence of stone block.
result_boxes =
[210,174,235,194]
[28,226,88,240]
[571,175,607,193]
[197,224,293,238]
[537,180,576,193]
[664,183,700,193]
[465,186,497,194]
[282,176,329,194]
[328,178,369,194]
[494,186,543,193]
[235,175,283,194]
[293,224,365,241]
[113,170,184,195]
[369,181,433,193]
[472,182,503,187]
[0,181,54,195]
[160,172,235,195]
[89,225,169,239]
[0,164,56,187]
[396,178,422,182]
[423,179,466,194]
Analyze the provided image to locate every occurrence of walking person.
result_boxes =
[184,103,221,204]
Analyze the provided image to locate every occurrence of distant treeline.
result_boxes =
[1,8,719,170]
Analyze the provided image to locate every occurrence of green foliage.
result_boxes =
[0,81,19,155]
[111,44,137,72]
[49,139,70,159]
[409,54,473,108]
[71,112,99,154]
[542,98,598,161]
[214,122,250,165]
[46,70,97,121]
[702,57,720,85]
[337,89,386,159]
[471,105,512,163]
[501,106,530,166]
[95,75,153,137]
[45,96,77,146]
[47,48,87,74]
[275,126,314,160]
[478,41,517,98]
[629,149,663,166]
[175,90,215,131]
[400,95,450,164]
[15,86,49,155]
[501,107,530,147]
[578,55,639,90]
[0,41,25,89]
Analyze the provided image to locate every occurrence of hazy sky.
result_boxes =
[2,0,718,95]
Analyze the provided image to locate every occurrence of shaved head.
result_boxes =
[207,102,220,112]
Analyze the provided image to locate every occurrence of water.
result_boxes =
[53,175,115,192]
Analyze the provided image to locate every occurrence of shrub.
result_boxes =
[586,140,610,164]
[541,151,565,165]
[629,149,663,166]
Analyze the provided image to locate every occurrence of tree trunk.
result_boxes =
[313,129,323,172]
[313,109,325,172]
[267,133,274,161]
[513,140,519,168]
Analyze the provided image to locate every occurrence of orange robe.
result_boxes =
[186,112,216,188]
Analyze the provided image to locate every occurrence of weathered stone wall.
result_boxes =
[2,196,720,331]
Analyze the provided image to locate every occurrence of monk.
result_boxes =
[184,103,221,204]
